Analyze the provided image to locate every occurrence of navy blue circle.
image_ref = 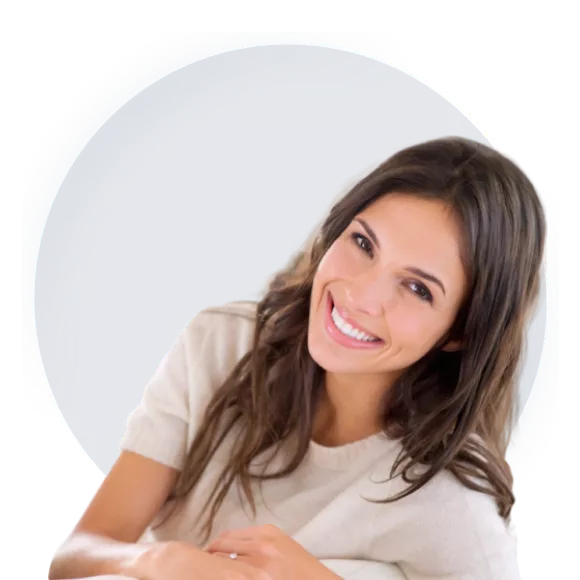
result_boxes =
[36,46,494,472]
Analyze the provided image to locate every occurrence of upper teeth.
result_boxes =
[331,307,379,342]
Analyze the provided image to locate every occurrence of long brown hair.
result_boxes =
[155,136,546,543]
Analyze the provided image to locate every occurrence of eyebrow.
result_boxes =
[354,218,381,248]
[354,217,447,296]
[405,267,446,296]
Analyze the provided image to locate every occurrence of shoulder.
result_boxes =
[120,301,259,470]
[180,301,259,380]
[197,300,259,322]
[183,301,258,341]
[394,467,520,579]
[417,468,512,535]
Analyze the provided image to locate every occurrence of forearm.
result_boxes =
[48,531,158,580]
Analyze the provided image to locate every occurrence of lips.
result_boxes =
[324,291,384,349]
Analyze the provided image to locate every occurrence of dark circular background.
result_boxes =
[35,45,546,474]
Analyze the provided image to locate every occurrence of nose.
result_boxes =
[344,269,394,318]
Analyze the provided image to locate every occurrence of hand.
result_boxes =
[128,539,272,580]
[205,524,341,580]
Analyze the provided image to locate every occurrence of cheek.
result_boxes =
[311,245,356,317]
[311,248,338,297]
[388,307,445,351]
[316,239,362,281]
[317,245,342,278]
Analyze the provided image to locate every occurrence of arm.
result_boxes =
[48,450,180,579]
[49,311,213,578]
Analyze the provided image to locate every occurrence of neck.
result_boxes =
[312,370,399,447]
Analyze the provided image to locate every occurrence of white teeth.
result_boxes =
[331,306,379,342]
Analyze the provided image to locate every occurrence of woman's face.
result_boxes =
[308,193,468,380]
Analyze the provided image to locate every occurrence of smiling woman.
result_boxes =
[49,136,545,580]
[307,193,470,446]
[310,195,467,368]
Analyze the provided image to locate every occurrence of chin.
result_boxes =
[307,330,360,373]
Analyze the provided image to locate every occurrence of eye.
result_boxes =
[408,281,433,304]
[351,232,374,257]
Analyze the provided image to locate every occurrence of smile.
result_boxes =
[331,307,379,342]
[324,292,384,349]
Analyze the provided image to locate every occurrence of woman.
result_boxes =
[48,136,545,580]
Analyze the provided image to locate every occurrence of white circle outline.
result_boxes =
[32,42,550,481]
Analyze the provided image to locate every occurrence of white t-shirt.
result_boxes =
[120,301,521,580]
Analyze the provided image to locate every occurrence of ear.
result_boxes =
[441,339,462,352]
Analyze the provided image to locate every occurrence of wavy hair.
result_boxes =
[154,136,546,543]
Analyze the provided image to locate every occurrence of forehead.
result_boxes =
[357,193,467,284]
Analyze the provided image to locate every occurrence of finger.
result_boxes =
[212,551,251,564]
[206,537,253,555]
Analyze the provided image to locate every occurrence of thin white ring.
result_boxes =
[229,552,238,559]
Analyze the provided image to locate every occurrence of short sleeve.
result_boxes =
[119,313,209,470]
